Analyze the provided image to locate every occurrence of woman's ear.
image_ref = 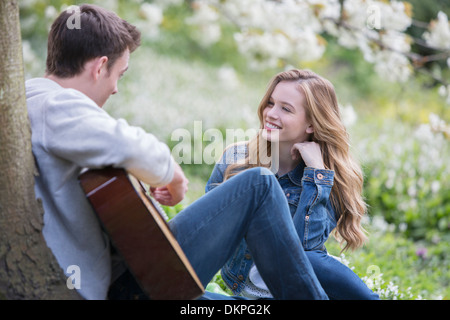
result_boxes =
[306,124,314,134]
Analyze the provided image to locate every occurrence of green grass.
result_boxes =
[324,229,449,300]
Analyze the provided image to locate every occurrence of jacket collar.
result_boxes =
[277,159,305,187]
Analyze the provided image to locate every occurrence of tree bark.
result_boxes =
[0,0,81,299]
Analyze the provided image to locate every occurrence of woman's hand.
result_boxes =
[291,141,325,169]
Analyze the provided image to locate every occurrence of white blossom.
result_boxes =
[140,3,163,24]
[378,0,412,32]
[380,30,411,53]
[340,104,357,127]
[234,31,291,69]
[438,85,450,104]
[185,1,222,46]
[373,50,412,82]
[218,66,240,89]
[431,181,441,194]
[44,5,58,20]
[186,0,420,84]
[429,113,450,136]
[138,3,163,39]
[423,11,450,50]
[152,0,184,9]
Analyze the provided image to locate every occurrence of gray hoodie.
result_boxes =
[26,78,174,299]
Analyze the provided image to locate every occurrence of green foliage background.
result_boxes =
[19,0,449,299]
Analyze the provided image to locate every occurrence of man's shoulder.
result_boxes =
[26,78,62,98]
[26,77,99,112]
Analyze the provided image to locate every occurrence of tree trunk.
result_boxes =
[0,0,81,299]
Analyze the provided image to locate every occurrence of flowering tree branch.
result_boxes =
[183,0,450,102]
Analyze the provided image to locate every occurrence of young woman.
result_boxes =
[206,69,379,299]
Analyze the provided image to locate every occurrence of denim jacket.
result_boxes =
[205,143,338,295]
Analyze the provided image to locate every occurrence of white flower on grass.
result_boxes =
[438,85,450,104]
[371,216,394,233]
[438,85,447,97]
[398,222,407,232]
[429,113,448,133]
[339,104,357,127]
[431,180,441,194]
[407,184,417,197]
[218,66,240,89]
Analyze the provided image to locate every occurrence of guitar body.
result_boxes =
[78,167,204,300]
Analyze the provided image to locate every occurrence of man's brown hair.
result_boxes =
[46,4,141,78]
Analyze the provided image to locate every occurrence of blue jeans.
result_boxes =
[305,250,379,300]
[197,252,379,301]
[169,167,328,300]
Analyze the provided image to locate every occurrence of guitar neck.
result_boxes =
[130,177,170,222]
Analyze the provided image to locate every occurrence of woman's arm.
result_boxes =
[205,163,226,193]
[290,142,337,250]
[295,167,336,250]
[205,143,247,193]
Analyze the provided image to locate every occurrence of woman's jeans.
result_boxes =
[108,167,379,300]
[169,167,328,300]
[305,250,379,300]
[198,251,380,300]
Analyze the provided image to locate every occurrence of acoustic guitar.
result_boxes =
[78,167,204,300]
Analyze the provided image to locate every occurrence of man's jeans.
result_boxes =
[169,167,328,300]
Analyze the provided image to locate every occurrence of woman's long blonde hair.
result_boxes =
[224,69,367,251]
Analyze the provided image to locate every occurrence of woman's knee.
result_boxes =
[238,167,275,182]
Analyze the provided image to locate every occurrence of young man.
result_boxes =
[27,4,328,300]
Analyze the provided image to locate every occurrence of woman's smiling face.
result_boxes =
[262,81,313,144]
